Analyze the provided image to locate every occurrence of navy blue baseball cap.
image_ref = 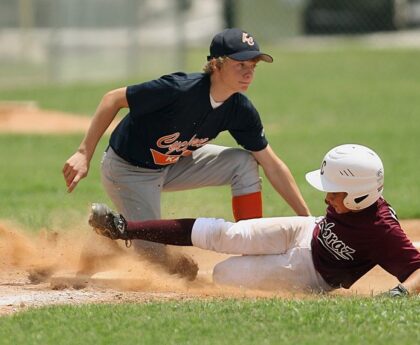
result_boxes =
[207,28,273,63]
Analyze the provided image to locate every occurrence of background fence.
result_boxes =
[1,0,420,86]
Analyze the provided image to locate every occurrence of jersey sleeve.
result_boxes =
[126,74,179,117]
[374,225,420,283]
[228,95,268,152]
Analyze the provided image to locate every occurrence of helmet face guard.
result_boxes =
[306,144,384,210]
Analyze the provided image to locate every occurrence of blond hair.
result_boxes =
[203,56,263,74]
[203,56,228,74]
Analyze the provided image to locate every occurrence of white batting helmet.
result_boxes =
[305,144,384,210]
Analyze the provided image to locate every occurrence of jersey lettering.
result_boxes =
[317,219,356,260]
[151,132,210,165]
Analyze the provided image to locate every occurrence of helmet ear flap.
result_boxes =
[354,195,369,204]
[343,189,383,211]
[343,194,368,210]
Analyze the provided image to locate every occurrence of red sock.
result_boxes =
[232,191,263,221]
[126,219,196,245]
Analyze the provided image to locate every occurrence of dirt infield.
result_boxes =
[0,102,117,134]
[0,219,419,315]
[1,104,419,315]
[0,221,295,315]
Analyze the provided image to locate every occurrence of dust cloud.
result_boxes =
[0,221,296,299]
[1,219,419,299]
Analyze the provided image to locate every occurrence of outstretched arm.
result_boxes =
[62,87,128,192]
[383,268,420,297]
[252,145,311,216]
[402,268,420,294]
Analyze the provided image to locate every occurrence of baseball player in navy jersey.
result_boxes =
[63,28,310,275]
[89,144,420,296]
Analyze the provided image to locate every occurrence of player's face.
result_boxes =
[325,192,351,214]
[219,58,258,92]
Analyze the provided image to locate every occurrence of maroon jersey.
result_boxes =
[311,198,420,289]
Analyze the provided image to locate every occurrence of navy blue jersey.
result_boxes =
[109,72,268,169]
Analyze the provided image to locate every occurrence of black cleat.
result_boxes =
[89,203,129,241]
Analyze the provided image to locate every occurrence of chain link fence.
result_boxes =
[1,0,420,86]
[0,0,222,85]
[230,0,420,41]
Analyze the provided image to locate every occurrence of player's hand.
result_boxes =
[62,151,90,193]
[380,284,409,298]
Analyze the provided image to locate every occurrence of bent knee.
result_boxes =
[224,149,260,193]
[224,148,258,171]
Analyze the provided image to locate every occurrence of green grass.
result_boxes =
[1,44,420,344]
[1,297,419,345]
[249,48,420,217]
[0,134,111,230]
[3,46,419,227]
[0,81,121,115]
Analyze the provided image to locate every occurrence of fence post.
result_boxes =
[223,0,236,28]
[175,0,191,71]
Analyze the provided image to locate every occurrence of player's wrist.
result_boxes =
[77,146,94,161]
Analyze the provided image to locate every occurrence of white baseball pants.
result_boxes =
[192,216,332,292]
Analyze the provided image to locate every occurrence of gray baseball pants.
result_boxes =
[100,144,261,253]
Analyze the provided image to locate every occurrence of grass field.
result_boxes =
[1,45,420,229]
[1,297,419,345]
[1,44,420,343]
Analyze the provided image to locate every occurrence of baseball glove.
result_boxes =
[381,284,409,298]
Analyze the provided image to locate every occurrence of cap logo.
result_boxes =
[320,160,326,175]
[242,33,255,46]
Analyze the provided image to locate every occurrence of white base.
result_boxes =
[49,270,146,290]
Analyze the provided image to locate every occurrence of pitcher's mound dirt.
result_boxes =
[0,101,117,134]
